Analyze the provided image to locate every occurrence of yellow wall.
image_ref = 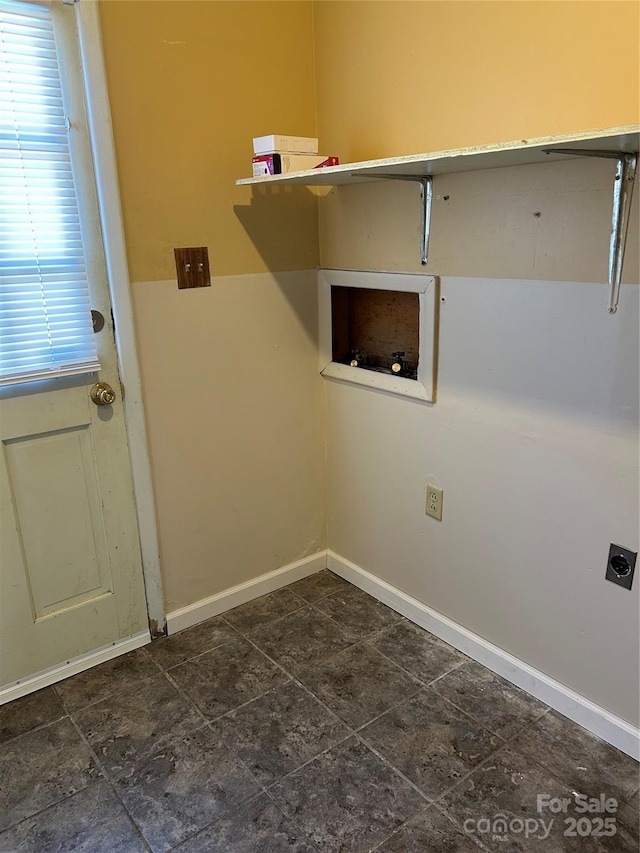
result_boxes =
[99,1,325,612]
[100,0,318,282]
[313,1,640,161]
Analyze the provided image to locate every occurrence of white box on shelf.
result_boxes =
[252,134,319,156]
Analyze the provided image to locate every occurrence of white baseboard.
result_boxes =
[166,551,328,635]
[327,550,640,760]
[0,630,150,706]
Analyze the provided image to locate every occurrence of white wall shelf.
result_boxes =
[236,125,639,313]
[236,125,639,187]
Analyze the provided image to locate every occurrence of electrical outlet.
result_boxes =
[605,543,636,590]
[426,484,443,520]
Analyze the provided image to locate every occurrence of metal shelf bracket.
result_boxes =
[369,174,433,265]
[543,148,638,313]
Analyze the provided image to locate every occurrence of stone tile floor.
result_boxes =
[0,570,638,852]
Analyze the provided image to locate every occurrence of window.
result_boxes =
[0,0,99,386]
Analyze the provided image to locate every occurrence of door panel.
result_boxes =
[3,424,112,620]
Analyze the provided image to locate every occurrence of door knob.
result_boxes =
[90,382,116,406]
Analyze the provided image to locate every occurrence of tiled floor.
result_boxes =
[1,571,638,852]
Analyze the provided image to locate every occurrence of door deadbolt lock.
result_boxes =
[90,382,116,406]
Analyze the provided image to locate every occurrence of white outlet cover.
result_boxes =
[426,484,443,520]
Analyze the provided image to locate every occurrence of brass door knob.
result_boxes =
[90,382,116,406]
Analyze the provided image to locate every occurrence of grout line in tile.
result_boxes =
[243,616,385,693]
[314,583,407,614]
[235,603,490,812]
[157,623,302,731]
[355,730,433,805]
[257,723,430,853]
[304,597,405,645]
[261,787,325,852]
[141,645,239,736]
[429,740,513,807]
[428,716,558,808]
[220,615,302,664]
[429,800,496,852]
[236,581,474,710]
[359,638,462,691]
[284,586,320,605]
[64,715,153,852]
[0,777,152,853]
[263,729,356,794]
[288,572,352,606]
[107,713,264,853]
[176,781,265,850]
[155,634,246,673]
[162,787,324,853]
[152,641,243,672]
[203,677,294,727]
[422,687,514,743]
[428,672,551,743]
[0,712,70,749]
[254,664,432,810]
[350,681,550,810]
[200,626,381,801]
[239,611,369,680]
[194,689,332,853]
[427,658,469,687]
[286,577,612,787]
[211,745,273,800]
[156,670,212,728]
[163,774,269,851]
[51,684,95,715]
[64,670,268,853]
[367,803,433,852]
[490,724,624,801]
[350,686,430,737]
[340,646,545,761]
[221,582,412,685]
[220,598,309,636]
[232,580,428,684]
[431,726,630,835]
[168,636,330,853]
[305,581,372,607]
[52,648,161,715]
[231,634,369,779]
[240,601,336,639]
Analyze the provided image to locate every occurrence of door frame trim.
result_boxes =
[75,2,165,634]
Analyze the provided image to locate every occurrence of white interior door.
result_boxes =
[0,0,150,689]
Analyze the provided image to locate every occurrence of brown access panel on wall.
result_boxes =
[174,247,211,289]
[331,287,420,378]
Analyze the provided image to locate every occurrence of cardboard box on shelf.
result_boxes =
[252,153,339,177]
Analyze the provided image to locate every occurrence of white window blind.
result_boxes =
[0,0,99,386]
